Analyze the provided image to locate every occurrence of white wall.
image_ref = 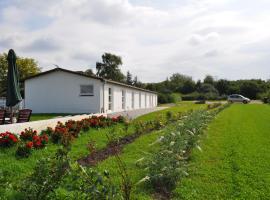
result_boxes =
[25,71,102,113]
[102,82,157,113]
[25,70,157,114]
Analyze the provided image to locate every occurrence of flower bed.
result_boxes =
[0,115,125,158]
[0,132,19,147]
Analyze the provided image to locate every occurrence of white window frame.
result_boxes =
[80,85,94,96]
[122,90,126,110]
[108,88,113,111]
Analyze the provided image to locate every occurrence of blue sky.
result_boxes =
[0,0,270,82]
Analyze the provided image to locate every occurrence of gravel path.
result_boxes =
[107,107,167,120]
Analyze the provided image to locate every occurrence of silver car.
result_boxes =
[228,94,251,104]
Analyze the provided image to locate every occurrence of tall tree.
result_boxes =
[215,79,229,95]
[84,69,94,76]
[169,73,195,94]
[203,75,215,85]
[0,53,41,96]
[126,71,133,85]
[96,53,125,82]
[133,76,138,86]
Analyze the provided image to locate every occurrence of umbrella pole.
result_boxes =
[9,106,13,124]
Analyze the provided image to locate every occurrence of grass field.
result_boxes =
[30,113,72,121]
[0,102,205,199]
[174,104,270,199]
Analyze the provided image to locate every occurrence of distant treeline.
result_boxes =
[2,51,269,104]
[142,74,270,103]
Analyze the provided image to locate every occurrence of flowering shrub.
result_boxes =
[20,128,37,141]
[51,122,70,144]
[1,115,126,159]
[26,141,34,149]
[41,127,54,136]
[65,120,81,138]
[33,134,49,149]
[16,143,32,158]
[0,132,18,147]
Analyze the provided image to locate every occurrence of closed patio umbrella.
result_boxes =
[6,49,22,109]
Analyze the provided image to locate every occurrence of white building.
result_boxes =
[24,68,158,114]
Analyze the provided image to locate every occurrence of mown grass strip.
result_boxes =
[173,104,270,200]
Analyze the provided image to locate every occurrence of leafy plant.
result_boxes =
[63,164,120,200]
[17,148,70,199]
[20,128,37,141]
[0,132,19,147]
[142,104,229,197]
[15,143,32,158]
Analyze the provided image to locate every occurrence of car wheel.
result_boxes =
[243,100,247,104]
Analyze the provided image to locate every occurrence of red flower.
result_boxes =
[0,132,19,147]
[26,141,33,149]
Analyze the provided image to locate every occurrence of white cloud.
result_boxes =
[0,0,270,81]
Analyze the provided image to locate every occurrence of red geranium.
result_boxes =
[20,128,37,141]
[26,141,33,149]
[0,132,18,147]
[32,134,49,149]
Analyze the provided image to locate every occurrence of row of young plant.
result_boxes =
[136,104,229,198]
[0,115,125,158]
[4,109,194,199]
[2,105,225,199]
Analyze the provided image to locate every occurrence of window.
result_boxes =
[122,90,125,109]
[139,93,141,108]
[108,88,112,110]
[80,85,94,96]
[132,92,134,109]
[145,93,147,107]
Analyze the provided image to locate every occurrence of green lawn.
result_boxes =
[0,101,203,198]
[174,104,270,199]
[30,113,73,121]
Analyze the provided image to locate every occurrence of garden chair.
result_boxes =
[17,109,32,123]
[0,109,5,125]
[4,110,13,124]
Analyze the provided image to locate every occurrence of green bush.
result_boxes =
[182,92,224,101]
[158,93,175,104]
[258,91,270,103]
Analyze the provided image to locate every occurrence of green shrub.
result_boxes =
[61,164,120,200]
[15,143,32,158]
[158,93,175,104]
[17,148,70,200]
[207,102,222,109]
[258,91,270,103]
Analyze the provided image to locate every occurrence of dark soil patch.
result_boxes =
[78,132,143,166]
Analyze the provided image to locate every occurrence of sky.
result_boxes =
[0,0,270,82]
